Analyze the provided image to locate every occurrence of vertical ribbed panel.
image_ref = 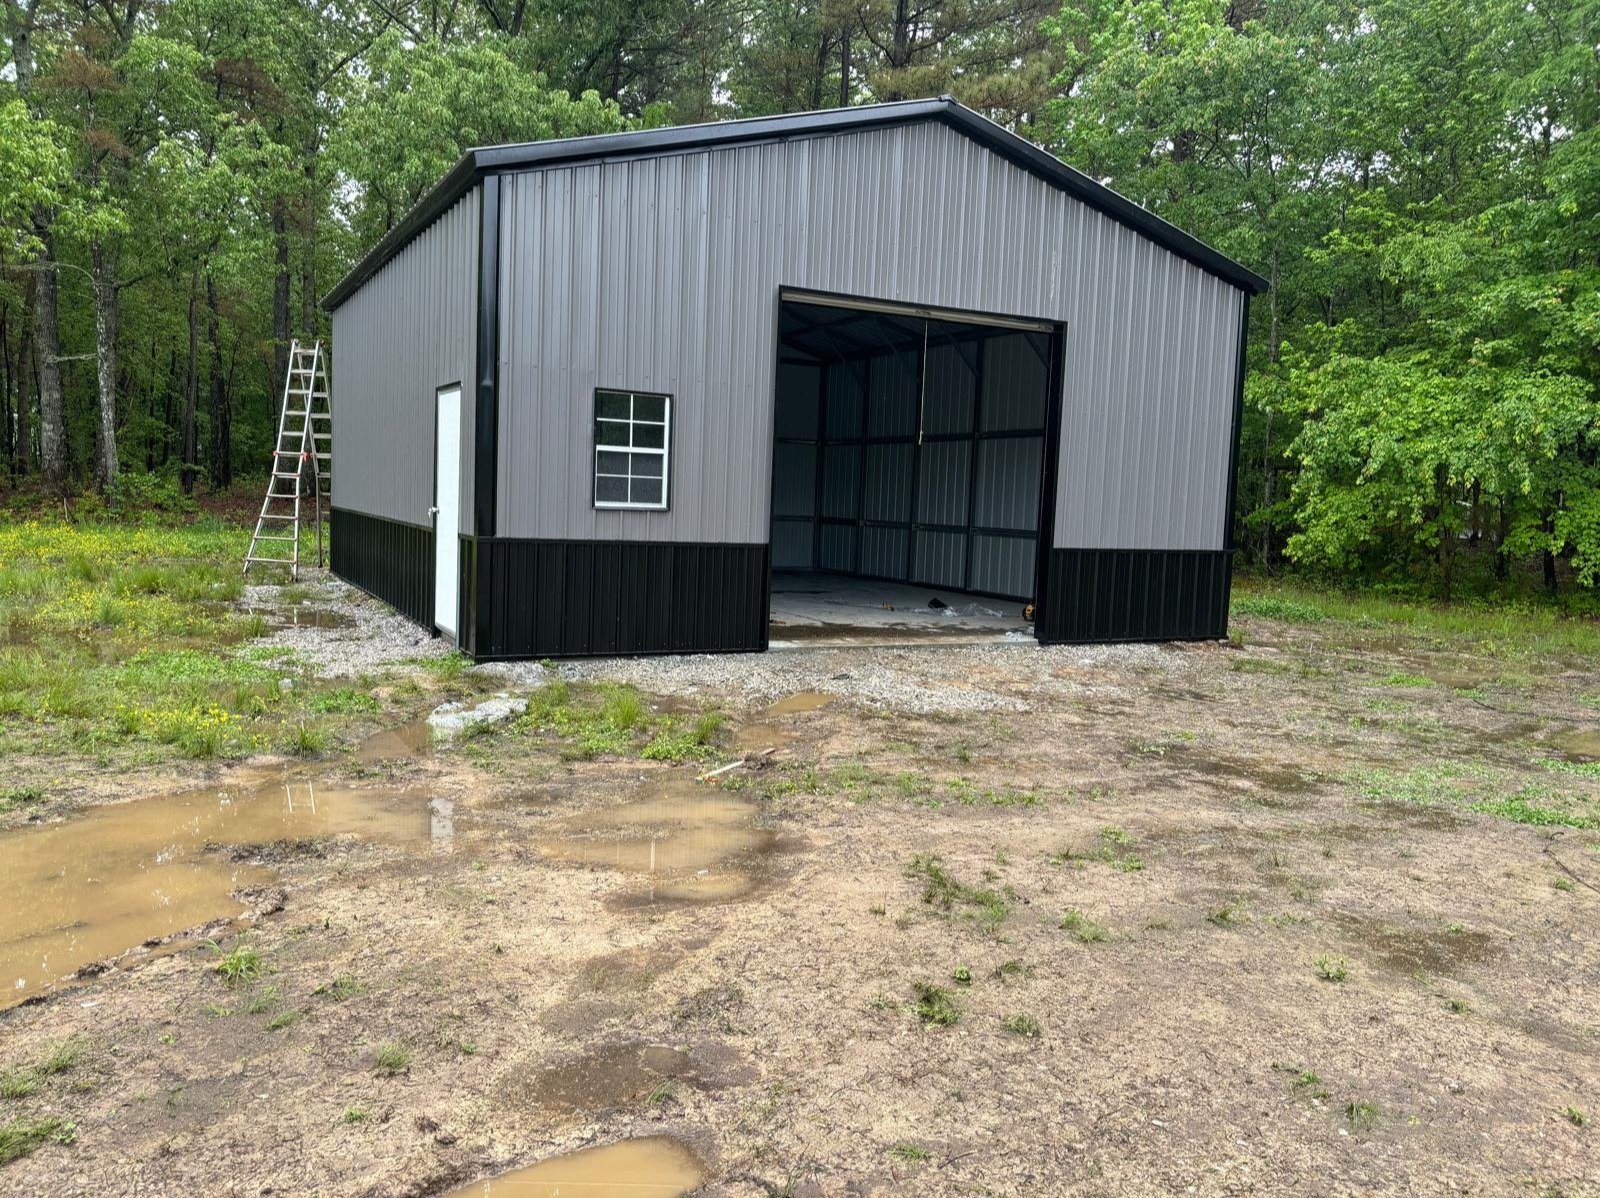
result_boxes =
[476,539,768,658]
[1038,548,1229,643]
[330,508,434,628]
[493,120,1243,552]
[974,438,1043,531]
[331,189,478,530]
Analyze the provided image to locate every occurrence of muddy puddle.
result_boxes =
[735,691,835,751]
[1548,727,1600,762]
[356,717,433,764]
[536,777,778,907]
[0,774,444,1007]
[1331,913,1497,977]
[1155,744,1320,798]
[442,1136,706,1198]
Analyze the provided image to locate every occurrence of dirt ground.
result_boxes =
[2,600,1597,1197]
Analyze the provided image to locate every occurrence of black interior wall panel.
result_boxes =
[824,362,865,438]
[970,534,1036,598]
[914,530,967,588]
[775,362,821,439]
[916,440,971,527]
[772,442,816,518]
[922,333,978,434]
[819,523,856,571]
[982,332,1049,431]
[821,444,862,519]
[860,525,908,578]
[868,350,919,438]
[863,444,913,522]
[973,437,1043,531]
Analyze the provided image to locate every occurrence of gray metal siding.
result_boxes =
[495,121,1243,550]
[331,187,479,531]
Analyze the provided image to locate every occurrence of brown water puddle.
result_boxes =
[735,690,835,751]
[1,774,441,1007]
[1331,913,1497,977]
[536,778,777,907]
[356,718,433,764]
[441,1137,706,1198]
[1549,727,1600,762]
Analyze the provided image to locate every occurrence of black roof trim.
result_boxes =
[322,98,1266,312]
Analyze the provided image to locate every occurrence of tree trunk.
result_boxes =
[33,226,66,493]
[272,196,291,419]
[206,273,230,489]
[182,274,199,495]
[838,27,850,106]
[91,238,120,491]
[14,273,30,476]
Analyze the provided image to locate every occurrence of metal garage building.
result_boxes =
[322,97,1266,660]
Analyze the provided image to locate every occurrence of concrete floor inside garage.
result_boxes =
[767,571,1036,647]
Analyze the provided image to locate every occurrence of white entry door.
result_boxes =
[433,386,462,639]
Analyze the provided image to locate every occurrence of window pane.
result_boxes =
[633,394,668,422]
[632,422,665,449]
[596,419,629,446]
[596,450,630,475]
[596,391,631,420]
[630,477,663,506]
[595,475,629,503]
[631,452,664,478]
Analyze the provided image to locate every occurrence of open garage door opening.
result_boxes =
[769,291,1064,647]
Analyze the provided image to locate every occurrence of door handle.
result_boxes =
[428,506,439,519]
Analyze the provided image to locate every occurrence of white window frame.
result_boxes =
[593,389,672,511]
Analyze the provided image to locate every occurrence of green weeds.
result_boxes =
[373,1043,411,1074]
[0,1116,76,1164]
[1002,1013,1041,1037]
[1315,955,1350,983]
[208,938,264,985]
[905,854,1010,929]
[911,983,961,1027]
[1059,909,1109,943]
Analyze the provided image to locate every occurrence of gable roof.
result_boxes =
[323,97,1267,312]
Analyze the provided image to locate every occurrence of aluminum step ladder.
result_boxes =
[244,339,331,579]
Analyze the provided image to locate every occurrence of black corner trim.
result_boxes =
[1219,292,1250,624]
[322,98,1266,313]
[474,176,501,539]
[1036,548,1230,644]
[467,538,769,659]
[329,507,434,630]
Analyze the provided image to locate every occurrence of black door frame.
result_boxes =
[767,286,1067,638]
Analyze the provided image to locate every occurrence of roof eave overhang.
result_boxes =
[321,98,1265,313]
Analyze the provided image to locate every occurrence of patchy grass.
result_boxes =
[313,975,365,1002]
[911,983,961,1027]
[1348,766,1600,830]
[905,853,1010,928]
[0,520,436,786]
[1059,909,1110,943]
[1230,575,1600,660]
[1002,1013,1042,1038]
[373,1043,411,1075]
[890,1142,932,1163]
[0,1115,76,1165]
[1315,956,1350,983]
[208,938,264,986]
[513,679,724,762]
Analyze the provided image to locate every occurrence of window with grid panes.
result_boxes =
[593,389,671,509]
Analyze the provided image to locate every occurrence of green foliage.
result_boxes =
[0,1116,76,1164]
[905,854,1010,928]
[208,938,264,986]
[911,983,961,1027]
